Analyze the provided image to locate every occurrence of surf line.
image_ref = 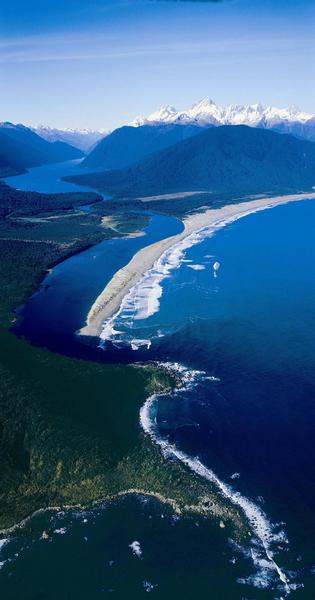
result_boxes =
[97,215,237,345]
[98,203,282,347]
[84,192,315,348]
[139,365,291,595]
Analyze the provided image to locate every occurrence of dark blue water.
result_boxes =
[8,160,181,354]
[0,496,265,600]
[124,199,315,596]
[3,188,315,597]
[15,213,183,350]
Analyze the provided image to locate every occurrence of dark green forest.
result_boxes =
[0,183,244,536]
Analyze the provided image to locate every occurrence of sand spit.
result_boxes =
[80,191,315,340]
[136,190,209,203]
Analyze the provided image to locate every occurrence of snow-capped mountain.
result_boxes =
[31,126,109,152]
[131,98,315,141]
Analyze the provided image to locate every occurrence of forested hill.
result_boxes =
[0,181,101,217]
[69,125,315,197]
[82,123,205,170]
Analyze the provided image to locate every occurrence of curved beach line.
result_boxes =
[139,363,291,595]
[79,191,315,341]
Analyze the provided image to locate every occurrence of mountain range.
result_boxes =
[68,125,315,198]
[30,99,315,161]
[131,98,315,142]
[3,101,315,199]
[0,122,84,177]
[80,99,315,172]
[31,126,108,152]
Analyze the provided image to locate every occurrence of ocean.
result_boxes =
[1,162,315,599]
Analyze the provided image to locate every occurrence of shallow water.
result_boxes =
[3,162,315,598]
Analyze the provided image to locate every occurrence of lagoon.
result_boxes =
[2,161,315,598]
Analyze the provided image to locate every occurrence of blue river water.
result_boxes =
[1,162,315,599]
[3,158,105,195]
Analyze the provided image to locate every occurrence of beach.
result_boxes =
[79,191,315,340]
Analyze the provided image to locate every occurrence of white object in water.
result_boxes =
[213,261,220,278]
[129,540,143,558]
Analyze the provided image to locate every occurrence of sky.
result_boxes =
[1,0,315,130]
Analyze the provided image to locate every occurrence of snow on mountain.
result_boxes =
[31,126,109,152]
[131,98,314,133]
[25,98,315,158]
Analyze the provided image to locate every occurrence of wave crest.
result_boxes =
[140,363,292,595]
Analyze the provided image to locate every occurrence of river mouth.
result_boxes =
[9,161,184,360]
[4,163,315,597]
[13,210,184,363]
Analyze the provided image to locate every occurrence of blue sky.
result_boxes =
[1,0,314,129]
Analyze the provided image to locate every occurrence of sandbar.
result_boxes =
[79,191,315,340]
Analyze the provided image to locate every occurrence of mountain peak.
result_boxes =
[130,99,314,129]
[132,105,178,126]
[191,97,216,110]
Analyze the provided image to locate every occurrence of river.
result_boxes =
[1,161,315,599]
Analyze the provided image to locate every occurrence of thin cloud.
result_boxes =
[0,33,309,64]
[154,0,227,3]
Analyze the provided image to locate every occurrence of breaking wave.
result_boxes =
[140,363,293,596]
[99,225,216,346]
[99,205,273,349]
[129,540,143,559]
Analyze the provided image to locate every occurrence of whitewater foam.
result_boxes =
[187,264,206,270]
[0,538,9,571]
[129,540,143,559]
[131,339,151,350]
[0,539,8,550]
[139,364,291,595]
[99,204,276,348]
[54,527,67,535]
[99,221,217,346]
[142,580,157,592]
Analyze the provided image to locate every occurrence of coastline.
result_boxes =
[0,362,246,539]
[80,191,315,340]
[0,488,182,539]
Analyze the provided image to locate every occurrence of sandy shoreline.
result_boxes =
[79,191,315,340]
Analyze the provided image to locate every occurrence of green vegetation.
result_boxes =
[0,182,149,248]
[0,181,102,217]
[0,182,247,538]
[66,125,315,202]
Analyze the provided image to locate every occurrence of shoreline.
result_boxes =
[0,361,244,539]
[0,488,182,540]
[80,191,315,340]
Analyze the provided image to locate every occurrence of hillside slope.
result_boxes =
[0,122,84,177]
[68,125,315,197]
[82,123,205,170]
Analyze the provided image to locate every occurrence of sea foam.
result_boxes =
[139,363,292,595]
[99,204,273,348]
[129,540,143,559]
[0,539,8,550]
[99,222,219,346]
